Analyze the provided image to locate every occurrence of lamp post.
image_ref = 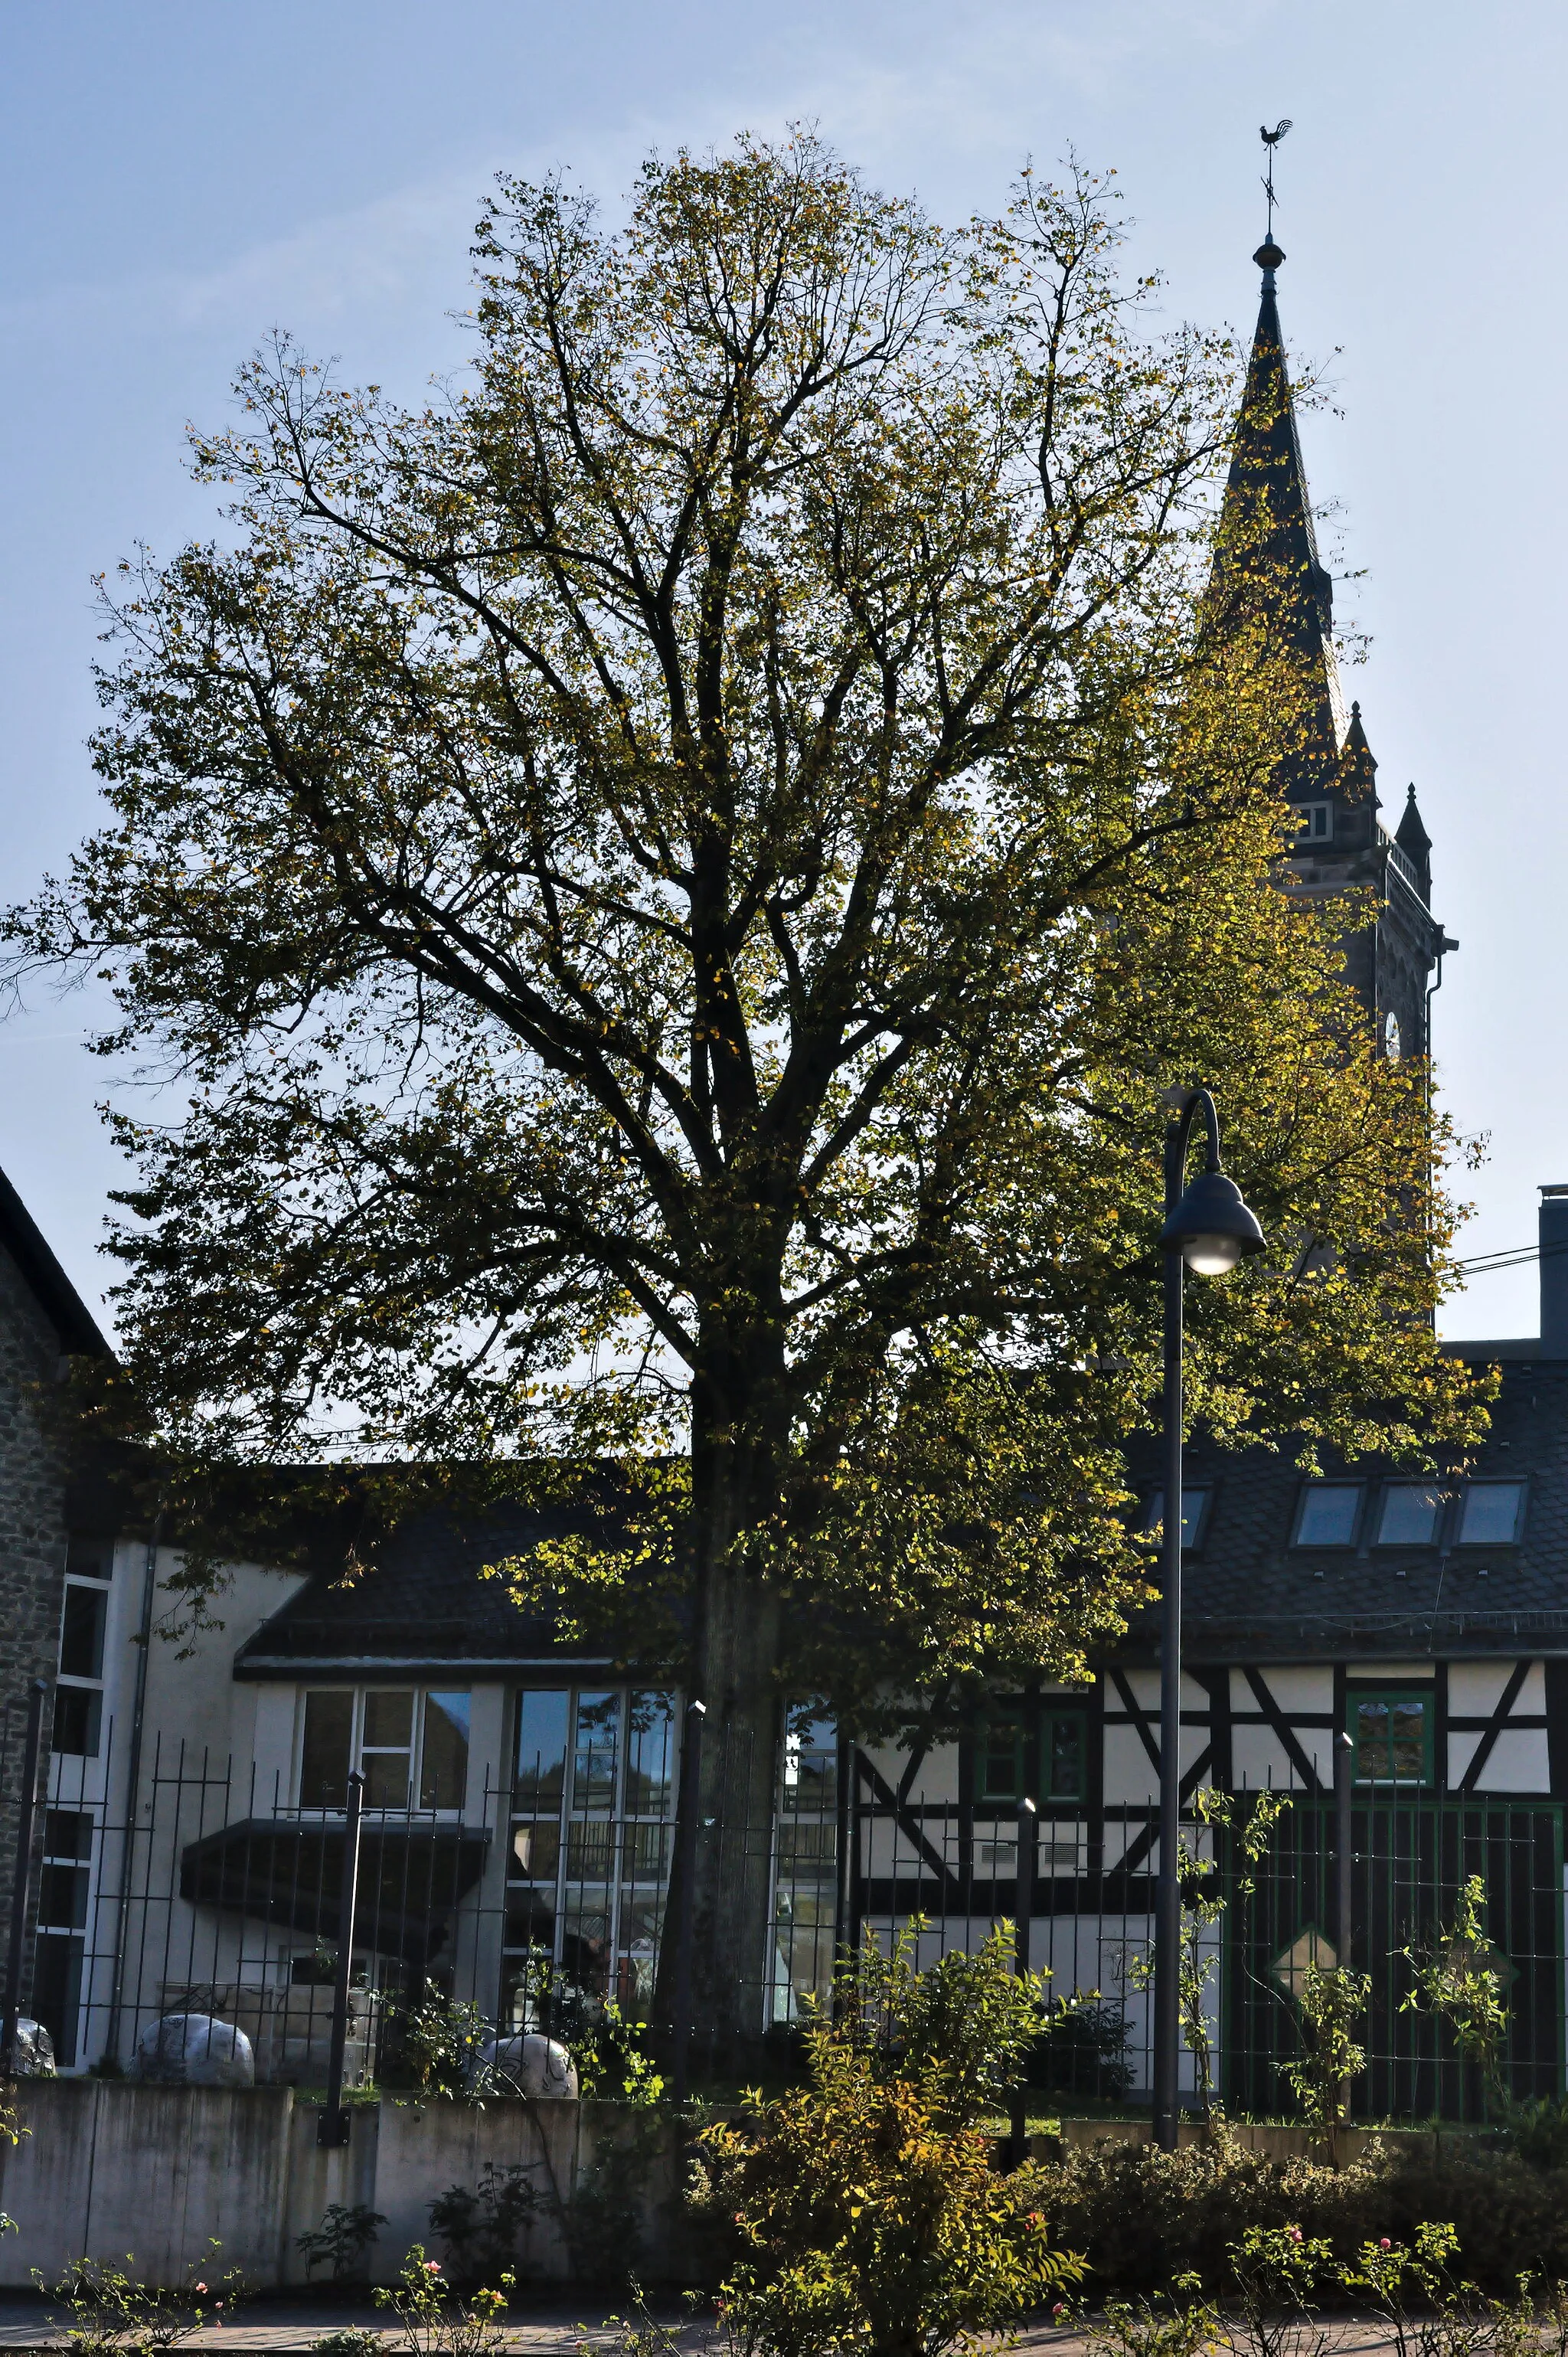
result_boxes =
[1152,1087,1264,2153]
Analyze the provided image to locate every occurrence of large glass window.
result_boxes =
[515,1689,570,1806]
[298,1688,471,1810]
[1293,1484,1363,1548]
[773,1715,839,2024]
[361,1692,413,1807]
[1376,1484,1443,1547]
[58,1589,106,1680]
[299,1690,354,1807]
[571,1692,620,1810]
[503,1686,679,2028]
[1458,1482,1526,1546]
[1350,1689,1432,1784]
[51,1686,100,1759]
[34,1810,95,2069]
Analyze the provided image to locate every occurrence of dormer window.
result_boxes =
[1296,803,1334,844]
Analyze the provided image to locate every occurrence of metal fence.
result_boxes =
[6,1711,1565,2123]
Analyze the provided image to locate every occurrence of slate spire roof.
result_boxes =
[1218,236,1348,796]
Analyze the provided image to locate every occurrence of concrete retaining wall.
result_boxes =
[0,2085,678,2289]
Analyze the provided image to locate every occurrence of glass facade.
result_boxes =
[503,1687,678,2025]
[297,1688,470,1811]
[772,1717,838,2021]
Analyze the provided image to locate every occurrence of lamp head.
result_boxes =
[1160,1168,1265,1277]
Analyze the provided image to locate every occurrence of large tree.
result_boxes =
[10,136,1486,2035]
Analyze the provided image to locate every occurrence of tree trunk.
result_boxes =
[659,1313,789,2061]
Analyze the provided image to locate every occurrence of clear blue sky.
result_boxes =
[0,0,1560,1339]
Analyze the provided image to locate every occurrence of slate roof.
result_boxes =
[1121,1350,1568,1663]
[234,1490,635,1679]
[0,1162,110,1358]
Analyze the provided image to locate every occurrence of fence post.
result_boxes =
[670,1698,706,2107]
[1334,1728,1354,2129]
[1334,1730,1353,1957]
[318,1770,364,2146]
[2,1680,47,2077]
[1008,1796,1037,2166]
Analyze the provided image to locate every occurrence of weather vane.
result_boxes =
[1259,119,1292,240]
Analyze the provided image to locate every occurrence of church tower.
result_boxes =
[1223,229,1456,1061]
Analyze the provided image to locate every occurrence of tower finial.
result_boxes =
[1255,119,1292,282]
[1259,119,1292,239]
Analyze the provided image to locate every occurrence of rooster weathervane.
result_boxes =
[1259,119,1292,240]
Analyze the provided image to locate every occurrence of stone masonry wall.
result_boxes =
[0,1243,76,1979]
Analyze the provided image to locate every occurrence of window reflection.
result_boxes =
[572,1692,620,1812]
[1377,1485,1442,1547]
[514,1689,569,1806]
[1353,1692,1430,1783]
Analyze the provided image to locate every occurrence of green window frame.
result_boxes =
[977,1706,1089,1803]
[978,1713,1026,1803]
[1348,1687,1434,1786]
[1042,1708,1087,1803]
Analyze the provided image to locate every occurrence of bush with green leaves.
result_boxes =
[381,1983,488,2097]
[1402,1877,1511,2116]
[1282,1963,1370,2148]
[373,2247,511,2357]
[36,2244,247,2356]
[1034,2133,1568,2300]
[1027,1999,1135,2102]
[1129,1789,1290,2132]
[511,1962,664,2105]
[1227,2225,1332,2357]
[1084,2276,1223,2357]
[695,1924,1083,2357]
[1503,2096,1568,2174]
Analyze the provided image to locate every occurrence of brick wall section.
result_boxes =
[0,1241,76,1972]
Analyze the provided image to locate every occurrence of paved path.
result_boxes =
[0,2306,1421,2355]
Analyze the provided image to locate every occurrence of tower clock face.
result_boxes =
[1383,1010,1402,1061]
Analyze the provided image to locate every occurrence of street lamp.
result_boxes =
[1152,1087,1264,2152]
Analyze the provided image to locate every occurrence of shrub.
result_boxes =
[380,1985,488,2097]
[37,2244,247,2355]
[373,2246,511,2357]
[696,1924,1083,2357]
[1027,2001,1135,2103]
[1281,1966,1370,2148]
[1033,2133,1568,2300]
[1502,2096,1568,2173]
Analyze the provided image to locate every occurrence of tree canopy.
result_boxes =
[8,132,1488,2022]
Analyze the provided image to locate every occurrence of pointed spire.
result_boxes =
[1217,243,1348,796]
[1339,699,1378,803]
[1395,782,1432,903]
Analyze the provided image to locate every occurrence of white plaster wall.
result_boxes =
[139,1555,310,1776]
[1250,1666,1334,1713]
[1121,1669,1207,1715]
[1233,1725,1315,1795]
[250,1685,298,1809]
[1472,1729,1551,1793]
[909,1740,961,1804]
[1449,1661,1517,1717]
